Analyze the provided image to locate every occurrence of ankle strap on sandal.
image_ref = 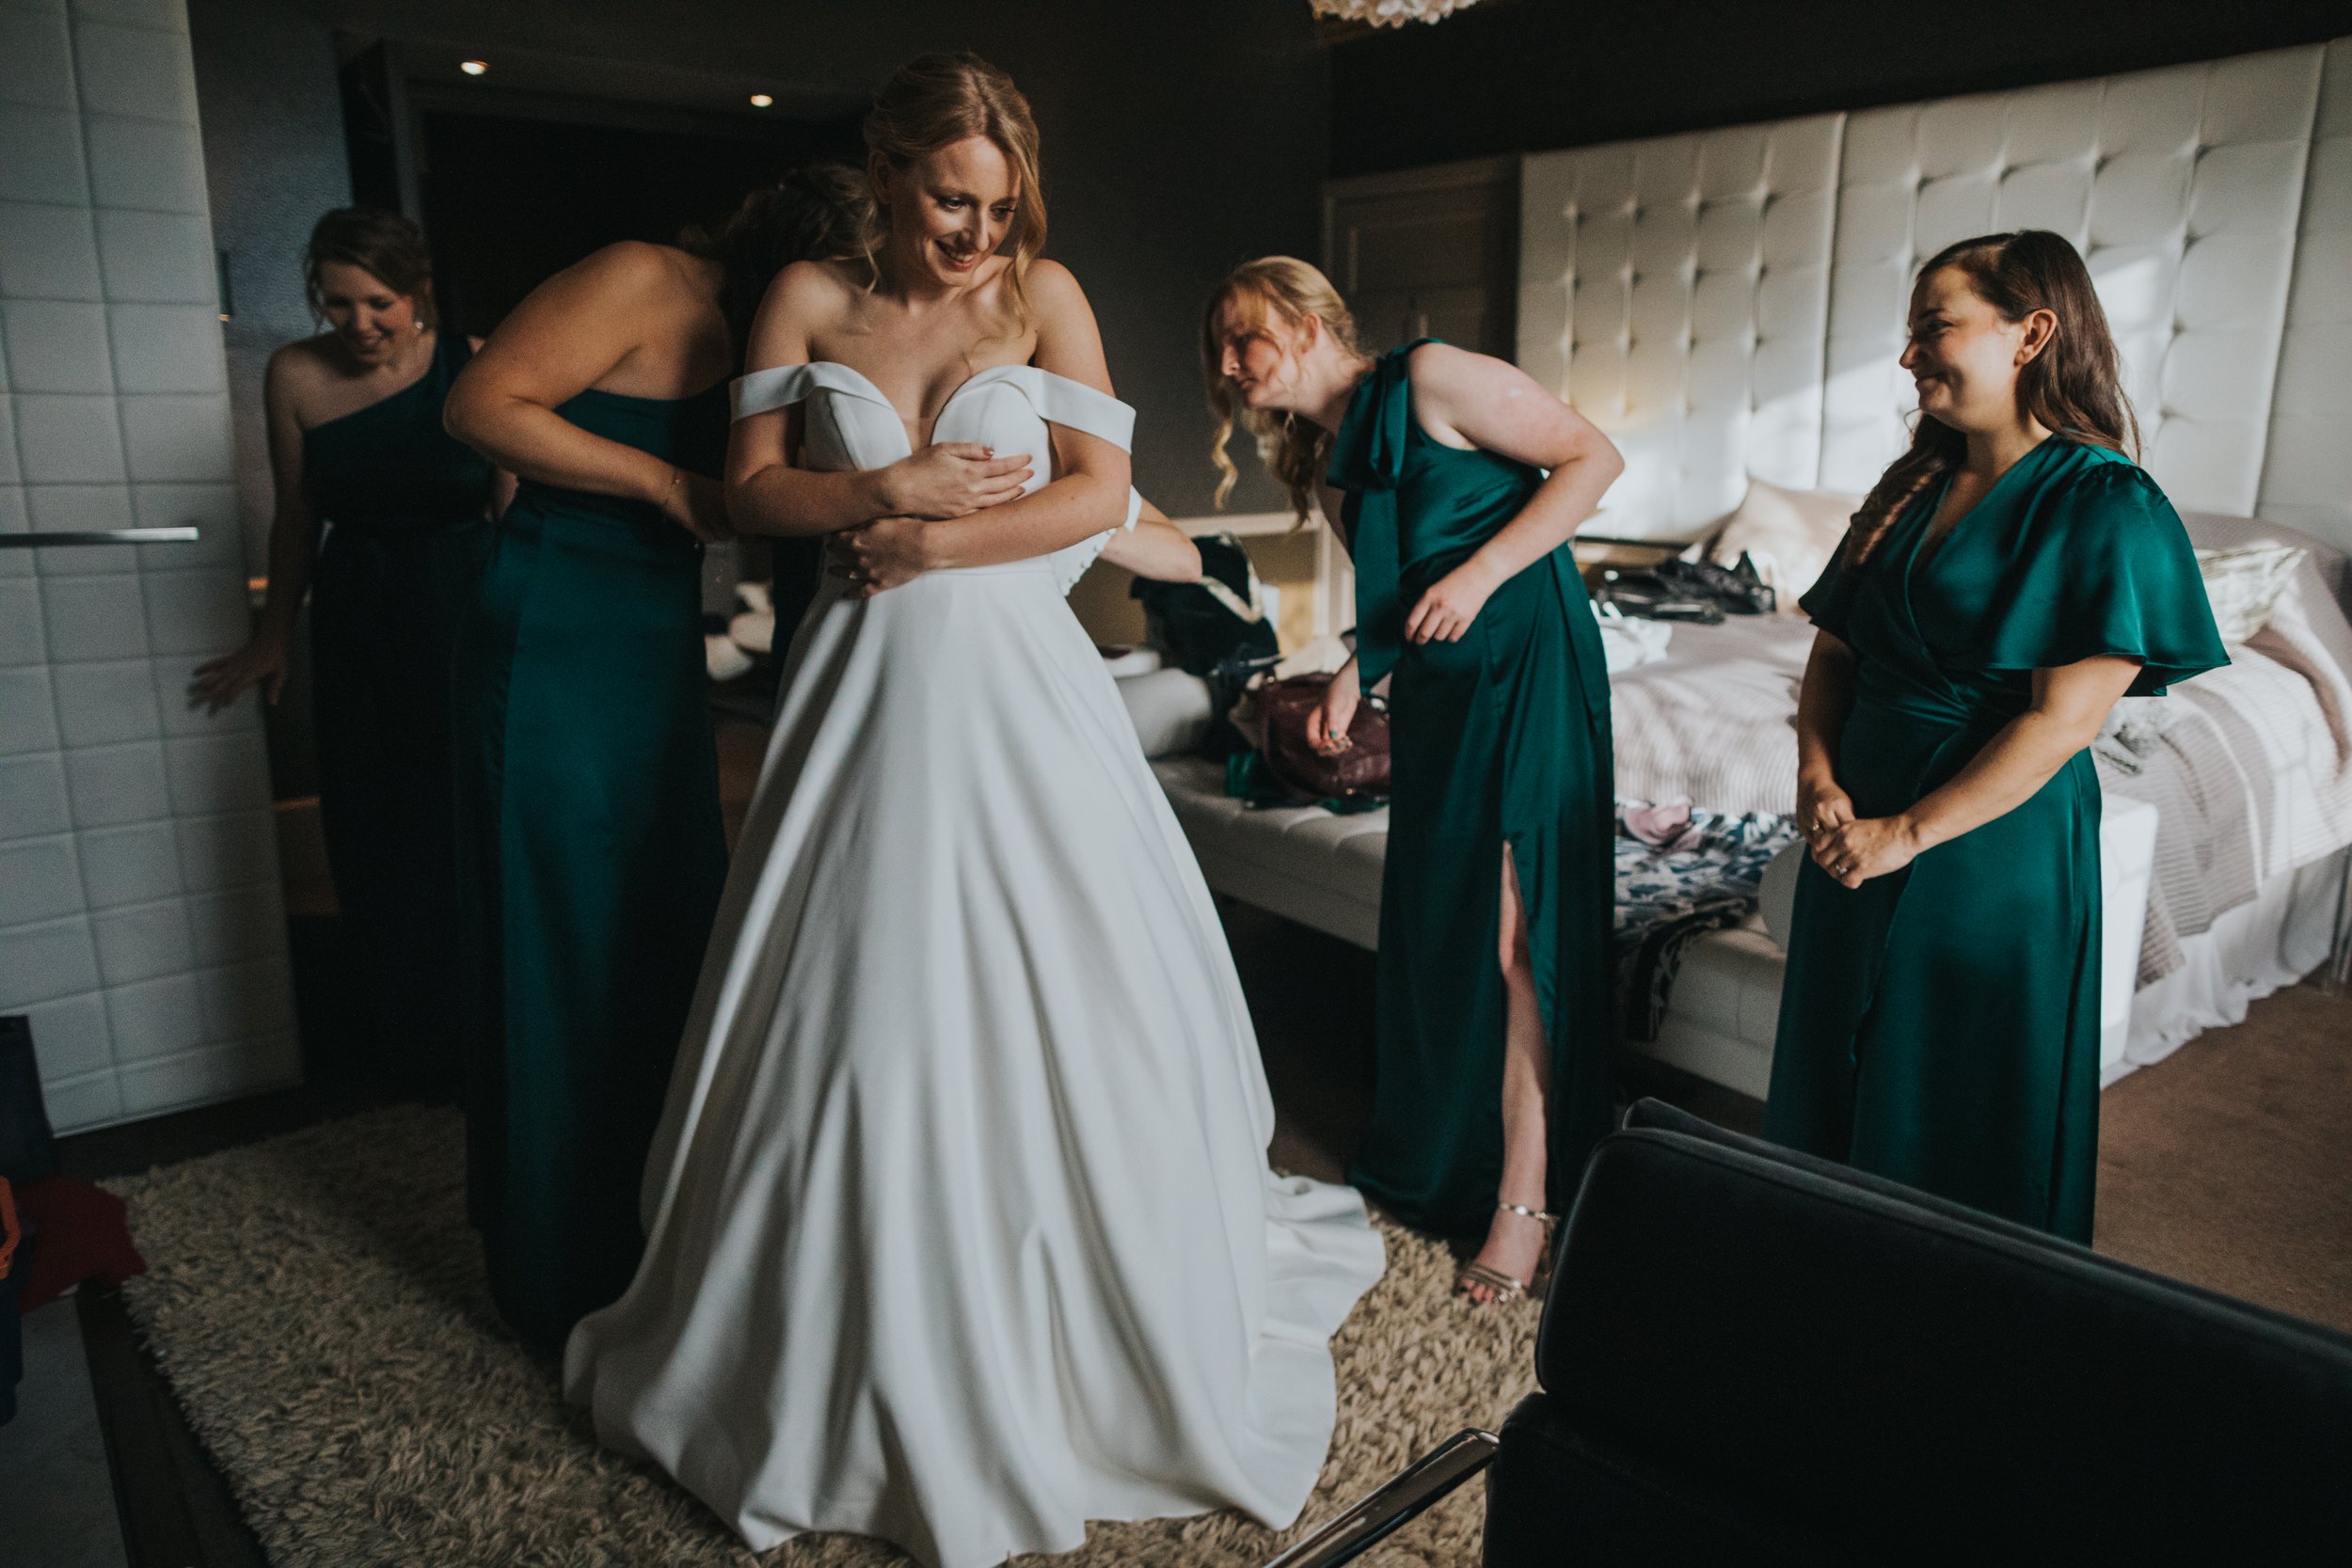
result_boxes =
[1497,1201,1560,1227]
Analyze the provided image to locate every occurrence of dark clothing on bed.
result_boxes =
[1330,341,1618,1233]
[1767,437,2226,1241]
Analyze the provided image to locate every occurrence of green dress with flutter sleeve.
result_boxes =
[1328,341,1618,1234]
[1766,436,2227,1242]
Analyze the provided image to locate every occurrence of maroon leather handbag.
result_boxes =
[1258,673,1391,801]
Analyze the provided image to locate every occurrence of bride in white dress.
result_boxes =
[564,53,1385,1568]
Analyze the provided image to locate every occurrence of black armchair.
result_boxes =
[1271,1098,2352,1566]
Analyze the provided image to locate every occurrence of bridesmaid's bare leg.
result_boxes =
[1461,847,1552,1304]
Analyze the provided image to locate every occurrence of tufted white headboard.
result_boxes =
[2262,40,2352,544]
[1517,115,1842,539]
[1518,35,2352,552]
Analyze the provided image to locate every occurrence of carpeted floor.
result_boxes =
[2094,983,2352,1334]
[109,1105,1528,1568]
[104,962,2352,1564]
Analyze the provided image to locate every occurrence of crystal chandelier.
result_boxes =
[1311,0,1484,25]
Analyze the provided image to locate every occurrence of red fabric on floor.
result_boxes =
[15,1177,145,1312]
[0,1178,19,1282]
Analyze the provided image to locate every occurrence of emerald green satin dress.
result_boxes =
[302,331,494,1096]
[1767,438,2227,1242]
[451,383,730,1344]
[1329,341,1618,1234]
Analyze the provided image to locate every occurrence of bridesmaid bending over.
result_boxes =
[192,208,504,1098]
[1769,230,2226,1242]
[441,164,868,1345]
[1204,261,1625,1304]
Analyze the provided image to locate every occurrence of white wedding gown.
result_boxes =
[564,360,1386,1568]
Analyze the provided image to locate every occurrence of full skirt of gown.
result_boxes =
[564,548,1386,1568]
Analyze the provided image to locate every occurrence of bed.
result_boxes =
[1122,35,2352,1101]
[1131,517,2352,1101]
[1602,511,2352,1095]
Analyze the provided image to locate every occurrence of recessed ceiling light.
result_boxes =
[460,59,488,76]
[749,93,773,107]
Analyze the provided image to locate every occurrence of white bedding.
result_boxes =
[1610,616,1812,817]
[1128,517,2352,1093]
[1611,522,2352,994]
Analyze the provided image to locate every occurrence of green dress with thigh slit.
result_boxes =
[450,383,730,1345]
[1328,341,1618,1234]
[1765,437,2226,1242]
[302,330,495,1096]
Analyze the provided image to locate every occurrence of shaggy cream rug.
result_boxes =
[112,1105,1534,1567]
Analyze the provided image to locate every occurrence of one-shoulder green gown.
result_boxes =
[1767,438,2226,1242]
[1328,342,1618,1234]
[451,384,731,1344]
[302,330,494,1096]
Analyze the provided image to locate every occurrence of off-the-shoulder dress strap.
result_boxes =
[963,365,1136,452]
[731,360,1136,453]
[731,361,893,422]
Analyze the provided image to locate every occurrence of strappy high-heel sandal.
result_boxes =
[1453,1201,1560,1307]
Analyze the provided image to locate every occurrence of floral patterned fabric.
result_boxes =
[1613,804,1799,1040]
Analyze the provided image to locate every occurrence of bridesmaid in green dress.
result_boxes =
[1768,230,2226,1243]
[1203,259,1624,1304]
[443,167,867,1345]
[192,209,503,1097]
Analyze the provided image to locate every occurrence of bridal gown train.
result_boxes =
[564,359,1387,1568]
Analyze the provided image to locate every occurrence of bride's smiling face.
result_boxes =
[876,135,1019,289]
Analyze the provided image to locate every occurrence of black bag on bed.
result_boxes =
[1131,533,1280,756]
[1596,551,1777,622]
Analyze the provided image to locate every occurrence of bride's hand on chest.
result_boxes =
[883,441,1034,519]
[829,517,933,597]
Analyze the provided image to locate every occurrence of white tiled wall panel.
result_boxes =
[0,0,296,1132]
[2260,37,2352,551]
[0,201,103,300]
[95,208,214,303]
[1519,115,1843,540]
[1514,39,2345,553]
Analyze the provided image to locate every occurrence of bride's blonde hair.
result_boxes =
[862,52,1047,332]
[1202,257,1365,524]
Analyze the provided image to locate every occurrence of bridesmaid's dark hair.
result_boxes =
[683,160,871,367]
[1850,230,2137,562]
[305,207,436,328]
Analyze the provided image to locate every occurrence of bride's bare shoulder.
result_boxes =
[1020,257,1084,304]
[1022,260,1111,388]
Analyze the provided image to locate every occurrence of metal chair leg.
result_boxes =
[1261,1427,1502,1568]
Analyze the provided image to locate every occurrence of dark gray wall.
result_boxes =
[1328,0,2351,175]
[186,0,351,576]
[196,1,1330,517]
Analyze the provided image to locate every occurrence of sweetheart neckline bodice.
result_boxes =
[732,360,1136,472]
[799,360,1034,455]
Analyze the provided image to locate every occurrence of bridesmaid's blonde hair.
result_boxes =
[1202,257,1365,524]
[862,53,1047,333]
